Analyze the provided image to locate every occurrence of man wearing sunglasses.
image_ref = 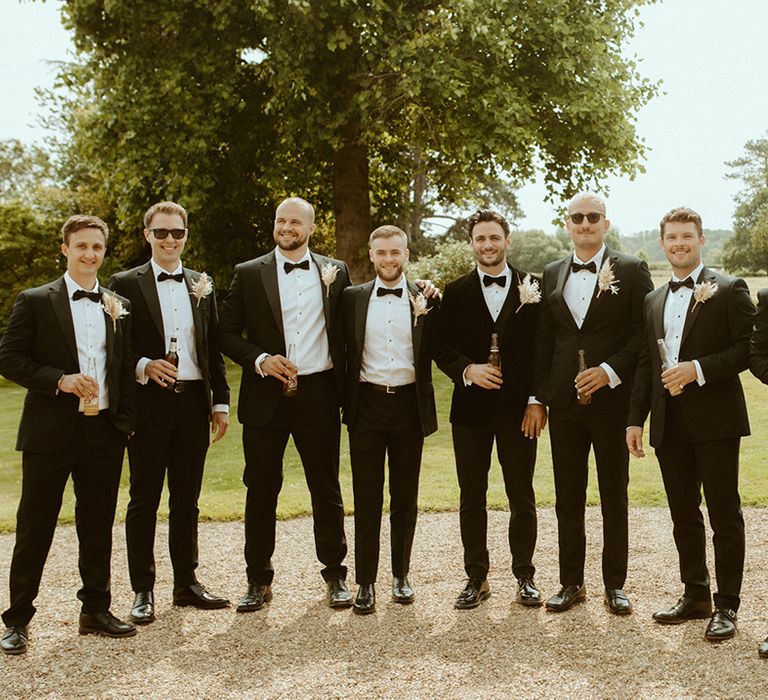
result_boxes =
[108,201,231,625]
[534,192,653,615]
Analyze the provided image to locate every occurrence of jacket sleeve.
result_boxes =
[206,278,230,406]
[431,283,473,384]
[749,287,768,383]
[216,265,265,370]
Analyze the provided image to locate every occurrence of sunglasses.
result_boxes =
[150,228,187,240]
[569,212,603,225]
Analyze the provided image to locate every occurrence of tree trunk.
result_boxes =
[333,132,373,283]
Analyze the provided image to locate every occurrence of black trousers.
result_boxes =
[349,384,423,585]
[452,412,537,581]
[2,412,126,627]
[548,405,629,589]
[655,398,744,611]
[125,382,210,591]
[242,370,347,585]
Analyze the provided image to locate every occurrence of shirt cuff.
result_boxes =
[135,357,151,385]
[693,359,705,386]
[600,362,621,389]
[527,396,542,405]
[255,353,270,378]
[462,365,472,386]
[212,404,229,414]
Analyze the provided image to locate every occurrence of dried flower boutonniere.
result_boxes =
[100,291,130,331]
[408,291,431,327]
[516,274,541,313]
[596,258,620,297]
[692,280,718,311]
[321,262,339,298]
[190,271,213,307]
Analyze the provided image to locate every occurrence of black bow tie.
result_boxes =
[571,261,597,274]
[669,277,695,292]
[157,272,184,282]
[377,287,403,297]
[284,260,310,273]
[72,289,102,303]
[483,274,507,288]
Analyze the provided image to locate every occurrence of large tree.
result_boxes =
[56,0,657,281]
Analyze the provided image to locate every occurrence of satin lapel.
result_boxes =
[650,285,667,343]
[468,272,494,327]
[99,284,115,365]
[49,277,78,365]
[355,282,375,359]
[680,268,714,348]
[552,257,579,333]
[581,249,615,329]
[183,268,206,363]
[494,270,520,336]
[311,252,332,333]
[258,252,284,336]
[407,281,424,360]
[137,263,165,340]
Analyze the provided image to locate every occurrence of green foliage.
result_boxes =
[407,239,475,289]
[508,229,570,273]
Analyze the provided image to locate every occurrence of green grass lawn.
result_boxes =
[2,357,768,532]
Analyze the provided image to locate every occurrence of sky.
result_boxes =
[1,0,767,235]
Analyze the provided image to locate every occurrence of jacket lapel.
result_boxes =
[183,268,206,363]
[552,256,579,333]
[406,281,424,360]
[137,262,165,340]
[310,252,333,334]
[355,281,375,360]
[49,277,79,366]
[99,284,115,366]
[493,269,522,337]
[258,251,284,336]
[650,284,667,342]
[581,247,615,329]
[680,267,713,348]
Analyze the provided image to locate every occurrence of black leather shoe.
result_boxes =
[173,582,230,609]
[236,583,272,612]
[327,578,354,608]
[1,625,28,655]
[454,579,490,609]
[516,577,542,607]
[392,576,415,604]
[652,596,712,625]
[545,585,586,612]
[130,590,155,624]
[79,611,137,638]
[353,584,376,615]
[604,588,633,615]
[705,608,737,641]
[759,636,768,658]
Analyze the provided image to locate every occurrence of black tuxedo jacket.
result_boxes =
[749,287,768,383]
[217,250,350,427]
[0,277,134,451]
[108,262,229,420]
[433,266,539,425]
[534,247,653,412]
[342,280,438,436]
[628,268,754,448]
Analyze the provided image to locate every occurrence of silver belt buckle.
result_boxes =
[385,385,395,394]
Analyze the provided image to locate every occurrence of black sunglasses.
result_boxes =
[150,227,187,240]
[569,212,603,225]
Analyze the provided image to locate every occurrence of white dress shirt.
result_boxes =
[478,265,511,322]
[563,245,620,388]
[663,262,705,385]
[360,276,415,387]
[64,272,109,410]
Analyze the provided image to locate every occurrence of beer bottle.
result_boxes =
[165,336,179,391]
[576,348,591,405]
[283,343,298,397]
[488,333,501,372]
[657,338,683,396]
[82,356,100,415]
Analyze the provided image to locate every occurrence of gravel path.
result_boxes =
[2,507,768,698]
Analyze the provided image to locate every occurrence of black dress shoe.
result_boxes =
[652,596,712,625]
[327,578,354,608]
[173,582,230,609]
[353,584,376,615]
[1,625,28,655]
[545,585,586,612]
[79,611,137,638]
[516,577,542,607]
[705,608,737,641]
[130,590,155,624]
[454,579,490,610]
[392,576,415,604]
[604,588,633,615]
[236,583,272,612]
[759,636,768,658]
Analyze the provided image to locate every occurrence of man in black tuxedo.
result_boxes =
[108,201,230,624]
[751,288,768,658]
[342,225,439,614]
[0,215,136,655]
[535,192,653,614]
[433,209,546,610]
[218,197,355,611]
[627,206,754,641]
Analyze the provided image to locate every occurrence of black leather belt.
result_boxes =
[169,380,203,394]
[361,382,415,395]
